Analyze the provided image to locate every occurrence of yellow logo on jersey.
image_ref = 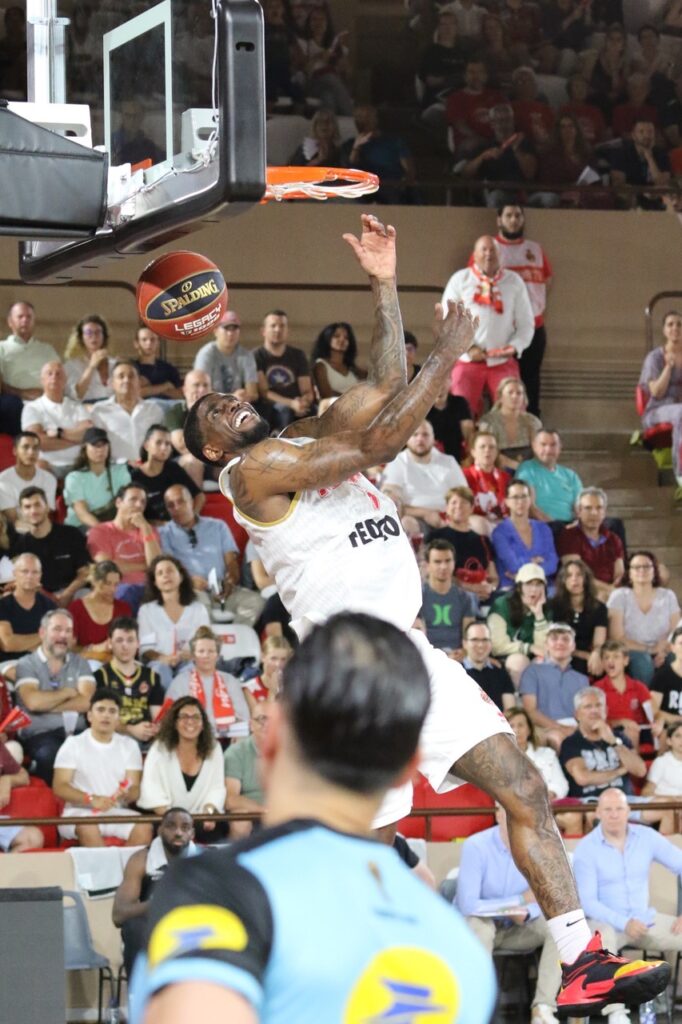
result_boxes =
[343,947,459,1023]
[148,905,248,967]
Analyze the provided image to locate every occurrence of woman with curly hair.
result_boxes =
[310,321,366,399]
[550,558,607,676]
[139,695,227,841]
[137,555,210,690]
[607,550,681,684]
[63,314,116,402]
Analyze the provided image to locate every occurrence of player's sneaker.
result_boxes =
[556,933,670,1016]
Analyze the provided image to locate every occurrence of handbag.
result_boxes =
[455,558,487,585]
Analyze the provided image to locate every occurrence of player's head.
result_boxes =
[184,391,270,465]
[158,808,195,856]
[264,612,431,797]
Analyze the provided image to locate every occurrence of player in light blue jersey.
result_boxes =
[131,612,497,1024]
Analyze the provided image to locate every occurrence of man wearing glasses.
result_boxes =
[159,484,263,626]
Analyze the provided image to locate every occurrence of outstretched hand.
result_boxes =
[433,300,478,359]
[342,214,396,280]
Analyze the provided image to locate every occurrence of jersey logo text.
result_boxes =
[348,515,400,548]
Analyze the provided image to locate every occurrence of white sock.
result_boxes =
[548,910,592,964]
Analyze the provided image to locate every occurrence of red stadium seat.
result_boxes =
[5,777,60,849]
[397,775,495,840]
[202,492,249,555]
[669,147,682,176]
[635,385,672,450]
[0,433,14,471]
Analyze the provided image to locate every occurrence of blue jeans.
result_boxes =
[23,727,67,784]
[626,649,655,685]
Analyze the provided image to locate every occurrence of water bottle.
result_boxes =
[639,999,656,1024]
[106,999,120,1024]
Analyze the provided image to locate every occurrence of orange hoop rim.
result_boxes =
[262,166,380,202]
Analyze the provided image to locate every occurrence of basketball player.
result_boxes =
[183,215,668,1014]
[131,613,497,1024]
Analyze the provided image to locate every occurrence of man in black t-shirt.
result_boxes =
[426,378,473,460]
[462,621,515,711]
[559,686,645,800]
[254,310,314,430]
[11,487,89,605]
[651,626,682,728]
[94,617,164,745]
[0,553,57,659]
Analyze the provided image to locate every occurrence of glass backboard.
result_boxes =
[15,0,266,282]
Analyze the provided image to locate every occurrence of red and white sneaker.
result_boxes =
[556,933,670,1016]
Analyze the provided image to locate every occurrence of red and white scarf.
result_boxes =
[189,669,236,730]
[471,264,504,314]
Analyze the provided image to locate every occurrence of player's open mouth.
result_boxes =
[234,408,253,428]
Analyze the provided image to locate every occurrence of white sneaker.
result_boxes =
[531,1004,559,1024]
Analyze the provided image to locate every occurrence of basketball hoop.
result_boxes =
[263,166,380,202]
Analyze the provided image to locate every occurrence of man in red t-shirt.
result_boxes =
[557,488,624,603]
[446,59,504,157]
[594,640,654,751]
[87,483,160,613]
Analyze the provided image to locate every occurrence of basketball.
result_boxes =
[136,250,228,341]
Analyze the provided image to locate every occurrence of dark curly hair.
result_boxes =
[551,558,600,619]
[144,554,197,607]
[156,696,215,759]
[310,322,359,370]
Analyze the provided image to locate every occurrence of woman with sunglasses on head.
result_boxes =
[63,314,116,403]
[607,550,681,684]
[63,427,131,529]
[139,695,228,842]
[68,560,131,662]
[130,424,203,525]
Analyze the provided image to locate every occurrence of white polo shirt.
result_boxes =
[91,397,164,463]
[21,395,89,470]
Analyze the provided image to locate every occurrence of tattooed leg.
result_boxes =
[453,732,580,918]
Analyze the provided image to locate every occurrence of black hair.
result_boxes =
[404,330,418,348]
[116,482,147,501]
[139,423,171,463]
[551,558,599,619]
[77,313,109,344]
[108,615,139,638]
[497,203,524,216]
[160,807,194,825]
[425,538,456,560]
[282,612,430,794]
[14,431,40,447]
[145,554,197,607]
[310,322,359,369]
[89,687,122,709]
[184,394,218,465]
[19,485,47,504]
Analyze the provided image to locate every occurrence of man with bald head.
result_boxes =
[21,361,92,476]
[573,785,682,1015]
[441,235,534,417]
[159,483,264,625]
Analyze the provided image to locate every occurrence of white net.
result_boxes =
[264,169,379,202]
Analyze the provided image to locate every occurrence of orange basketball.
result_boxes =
[136,250,228,341]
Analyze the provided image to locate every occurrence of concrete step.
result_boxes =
[624,518,682,546]
[606,487,680,518]
[561,454,659,489]
[640,544,682,568]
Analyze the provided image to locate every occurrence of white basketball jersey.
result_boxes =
[220,439,422,639]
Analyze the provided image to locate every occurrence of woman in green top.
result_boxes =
[63,427,131,528]
[487,562,553,688]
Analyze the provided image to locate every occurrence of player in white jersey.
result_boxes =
[183,215,670,1016]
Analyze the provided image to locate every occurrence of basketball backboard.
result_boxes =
[12,0,266,283]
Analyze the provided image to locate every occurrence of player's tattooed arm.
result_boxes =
[239,301,477,507]
[282,216,405,441]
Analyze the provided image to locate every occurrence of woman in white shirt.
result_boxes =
[138,555,210,691]
[505,707,569,799]
[63,315,117,403]
[607,550,681,685]
[139,696,227,842]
